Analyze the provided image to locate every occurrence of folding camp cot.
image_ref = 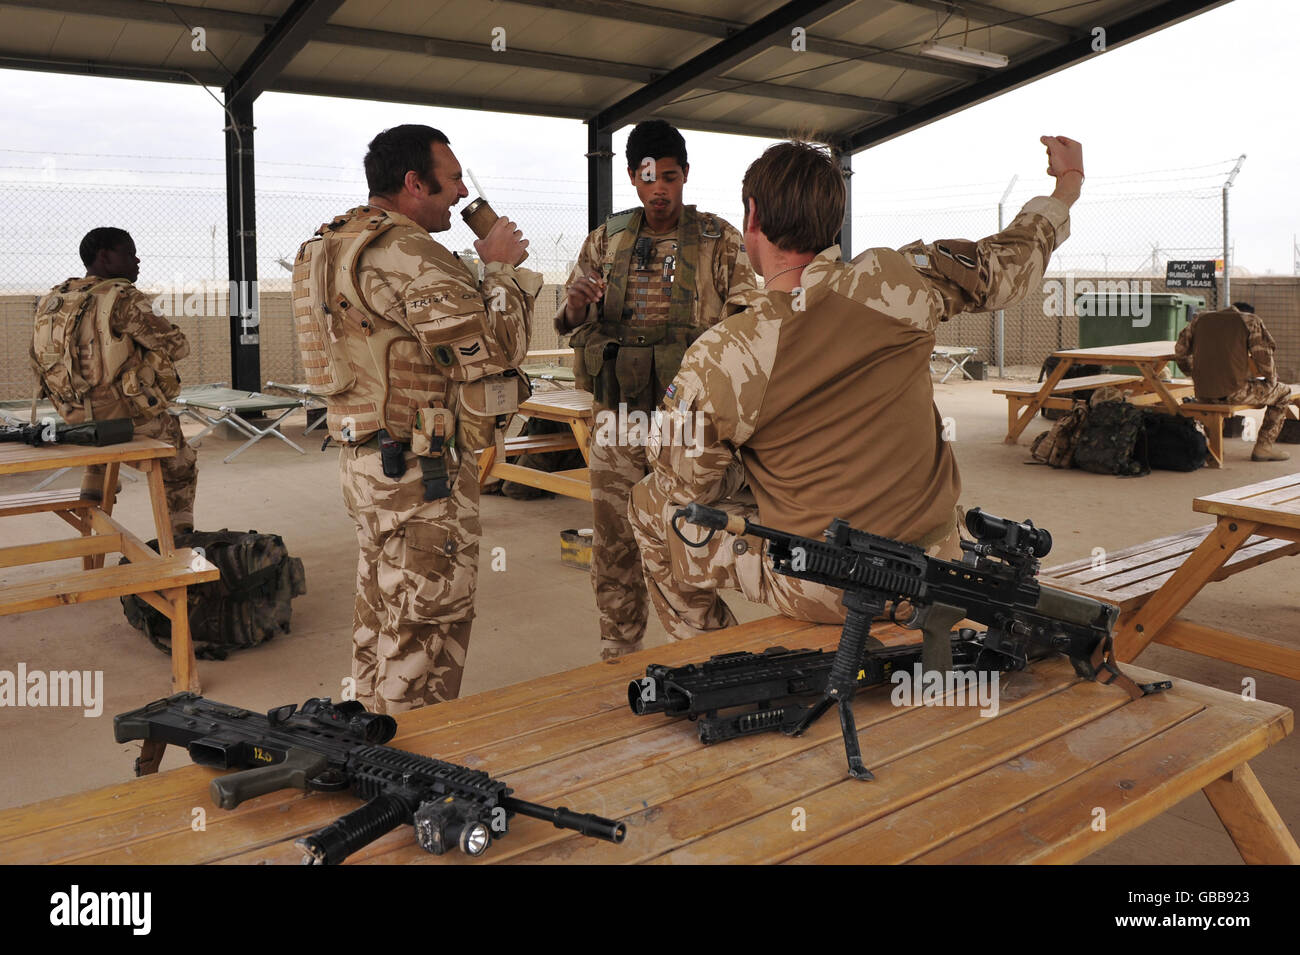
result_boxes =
[262,381,328,435]
[172,385,307,463]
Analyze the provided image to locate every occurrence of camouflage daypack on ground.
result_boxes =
[1029,400,1089,468]
[1073,400,1150,477]
[120,529,307,660]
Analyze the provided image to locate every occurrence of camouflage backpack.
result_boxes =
[120,530,307,660]
[1073,400,1150,477]
[1029,400,1089,468]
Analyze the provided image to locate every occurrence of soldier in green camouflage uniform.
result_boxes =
[293,126,539,713]
[630,137,1084,639]
[557,121,755,659]
[31,228,196,534]
[1174,302,1296,461]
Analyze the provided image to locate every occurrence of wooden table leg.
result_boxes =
[1005,359,1072,444]
[1115,518,1257,661]
[142,460,175,557]
[165,585,201,695]
[1203,763,1300,864]
[1139,364,1184,415]
[86,461,123,570]
[475,444,498,488]
[571,418,593,465]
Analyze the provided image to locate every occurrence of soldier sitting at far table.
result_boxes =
[1175,302,1295,462]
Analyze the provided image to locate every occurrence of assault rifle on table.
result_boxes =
[115,693,627,864]
[639,503,1170,782]
[0,417,132,446]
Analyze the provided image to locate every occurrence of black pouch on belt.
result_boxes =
[377,429,407,479]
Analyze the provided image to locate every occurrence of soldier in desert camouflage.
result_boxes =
[629,136,1085,639]
[557,120,755,660]
[292,125,540,713]
[1175,302,1296,461]
[31,228,196,535]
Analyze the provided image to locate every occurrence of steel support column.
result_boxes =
[837,150,852,259]
[587,123,614,233]
[224,95,260,391]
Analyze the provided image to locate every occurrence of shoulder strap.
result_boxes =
[601,207,644,326]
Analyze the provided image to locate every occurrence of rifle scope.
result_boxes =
[964,507,1052,558]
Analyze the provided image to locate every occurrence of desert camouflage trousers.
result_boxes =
[629,477,964,641]
[589,407,651,656]
[82,411,197,534]
[1215,379,1296,445]
[339,445,480,714]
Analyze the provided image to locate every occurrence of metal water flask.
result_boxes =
[461,197,528,264]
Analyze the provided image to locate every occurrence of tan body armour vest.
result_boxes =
[571,205,712,411]
[292,207,527,462]
[1189,309,1253,399]
[31,277,177,423]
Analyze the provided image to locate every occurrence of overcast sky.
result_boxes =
[0,0,1294,288]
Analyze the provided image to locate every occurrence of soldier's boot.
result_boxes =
[1251,439,1290,462]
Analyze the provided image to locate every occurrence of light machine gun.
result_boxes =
[116,693,627,864]
[655,503,1169,781]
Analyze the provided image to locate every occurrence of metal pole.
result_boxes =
[837,150,852,261]
[995,174,1017,377]
[586,123,613,234]
[1222,154,1246,306]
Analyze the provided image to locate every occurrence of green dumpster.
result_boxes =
[1075,290,1204,377]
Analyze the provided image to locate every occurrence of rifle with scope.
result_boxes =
[642,503,1169,781]
[115,693,627,864]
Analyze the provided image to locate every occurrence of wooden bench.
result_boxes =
[1042,525,1300,615]
[1177,388,1300,468]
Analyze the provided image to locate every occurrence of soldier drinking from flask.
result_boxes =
[292,124,541,713]
[557,120,755,660]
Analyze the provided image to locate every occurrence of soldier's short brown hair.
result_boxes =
[741,141,845,254]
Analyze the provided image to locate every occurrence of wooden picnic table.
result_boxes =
[1,615,1292,864]
[0,436,219,694]
[1116,472,1300,681]
[1003,341,1189,444]
[475,387,593,501]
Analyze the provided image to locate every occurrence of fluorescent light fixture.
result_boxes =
[919,41,1009,68]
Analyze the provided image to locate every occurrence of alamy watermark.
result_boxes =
[594,402,705,457]
[0,664,103,717]
[1042,274,1153,326]
[150,277,259,322]
[889,663,1000,717]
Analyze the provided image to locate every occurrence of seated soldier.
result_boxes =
[31,228,196,535]
[1175,302,1294,462]
[629,136,1083,638]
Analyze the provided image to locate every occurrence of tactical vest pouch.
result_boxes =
[144,351,182,401]
[569,323,619,405]
[454,370,531,454]
[615,346,655,410]
[652,331,695,397]
[119,366,165,417]
[411,406,455,457]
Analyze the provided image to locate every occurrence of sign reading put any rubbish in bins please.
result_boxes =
[1165,260,1216,288]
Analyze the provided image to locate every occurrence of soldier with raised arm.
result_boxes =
[630,136,1084,638]
[292,124,541,713]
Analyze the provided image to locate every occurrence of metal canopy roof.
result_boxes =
[0,0,1231,150]
[0,0,1233,392]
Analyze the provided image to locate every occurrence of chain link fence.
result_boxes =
[6,156,1293,398]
